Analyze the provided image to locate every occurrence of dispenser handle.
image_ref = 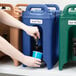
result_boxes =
[46,4,59,10]
[16,4,28,7]
[26,4,49,13]
[63,4,76,16]
[0,3,14,11]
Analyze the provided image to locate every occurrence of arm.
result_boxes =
[0,10,26,29]
[0,10,40,39]
[0,36,41,67]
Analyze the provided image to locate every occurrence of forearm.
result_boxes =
[0,36,27,63]
[0,10,28,31]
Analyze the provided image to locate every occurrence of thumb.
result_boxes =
[36,32,40,39]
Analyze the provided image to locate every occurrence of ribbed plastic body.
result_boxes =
[59,4,76,70]
[46,4,60,60]
[22,4,60,69]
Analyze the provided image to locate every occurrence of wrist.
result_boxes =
[20,55,29,64]
[19,54,27,63]
[21,23,29,32]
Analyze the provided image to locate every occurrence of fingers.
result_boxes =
[29,58,41,67]
[33,33,40,40]
[35,27,40,39]
[33,58,41,67]
[35,61,41,65]
[32,61,41,67]
[36,58,41,62]
[35,59,41,65]
[24,56,41,67]
[36,31,40,39]
[33,64,40,67]
[33,31,40,39]
[32,34,37,39]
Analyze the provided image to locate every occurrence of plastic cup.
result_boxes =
[32,51,42,59]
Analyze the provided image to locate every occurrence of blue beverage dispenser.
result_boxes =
[46,4,60,59]
[22,4,59,69]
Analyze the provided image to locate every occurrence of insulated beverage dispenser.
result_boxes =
[22,4,59,69]
[46,4,60,60]
[59,4,76,70]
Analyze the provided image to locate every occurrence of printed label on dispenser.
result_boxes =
[30,19,43,24]
[68,20,76,25]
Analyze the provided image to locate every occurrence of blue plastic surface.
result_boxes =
[22,4,60,69]
[45,4,60,67]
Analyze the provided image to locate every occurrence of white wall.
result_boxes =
[0,0,76,10]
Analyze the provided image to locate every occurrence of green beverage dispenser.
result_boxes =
[59,4,76,70]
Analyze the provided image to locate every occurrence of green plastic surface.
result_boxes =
[59,4,76,70]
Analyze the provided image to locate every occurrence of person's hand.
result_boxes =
[25,26,40,39]
[23,56,41,67]
[14,7,40,39]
